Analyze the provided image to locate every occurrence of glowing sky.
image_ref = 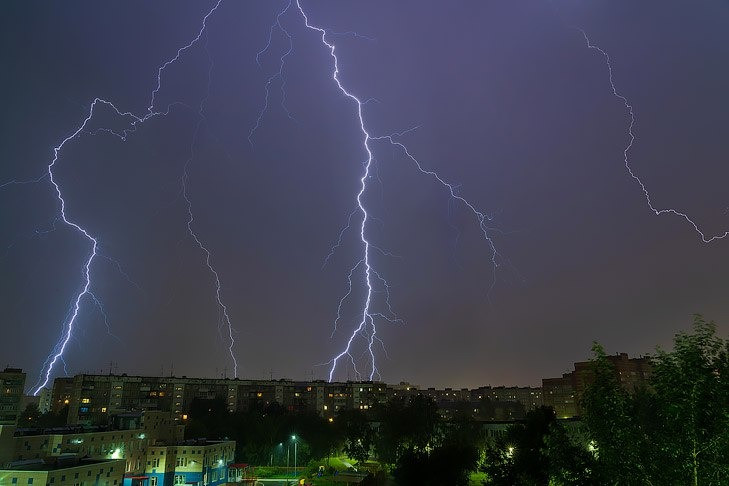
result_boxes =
[2,0,728,388]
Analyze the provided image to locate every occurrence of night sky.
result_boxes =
[2,1,728,390]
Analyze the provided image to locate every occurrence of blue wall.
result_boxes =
[122,464,229,486]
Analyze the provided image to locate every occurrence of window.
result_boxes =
[11,479,17,484]
[28,479,33,484]
[150,478,158,486]
[174,475,185,484]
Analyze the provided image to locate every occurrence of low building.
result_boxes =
[135,439,235,486]
[0,457,124,486]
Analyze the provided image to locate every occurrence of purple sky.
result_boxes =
[1,0,728,390]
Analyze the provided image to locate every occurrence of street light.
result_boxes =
[291,435,298,479]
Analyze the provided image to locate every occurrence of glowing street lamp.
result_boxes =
[291,435,298,478]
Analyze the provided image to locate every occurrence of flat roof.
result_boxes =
[3,459,119,472]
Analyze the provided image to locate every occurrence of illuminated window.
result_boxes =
[81,398,90,404]
[182,414,188,420]
[256,393,262,398]
[101,407,107,413]
[323,405,328,411]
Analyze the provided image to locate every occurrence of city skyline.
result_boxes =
[2,0,728,391]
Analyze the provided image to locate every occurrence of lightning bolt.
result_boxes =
[293,1,502,381]
[249,0,295,146]
[29,0,225,395]
[579,29,729,243]
[180,33,239,377]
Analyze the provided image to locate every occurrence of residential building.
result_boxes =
[0,457,124,486]
[543,352,652,417]
[0,369,26,426]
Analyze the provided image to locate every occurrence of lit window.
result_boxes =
[256,392,262,398]
[101,407,107,413]
[182,414,188,420]
[323,405,328,411]
[81,398,90,404]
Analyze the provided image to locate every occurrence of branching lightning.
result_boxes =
[249,0,296,146]
[29,0,230,395]
[180,32,239,377]
[291,1,502,381]
[579,29,729,243]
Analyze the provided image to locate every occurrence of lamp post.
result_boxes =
[292,435,298,478]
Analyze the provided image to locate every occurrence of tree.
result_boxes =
[16,403,41,428]
[580,343,659,485]
[392,442,479,486]
[482,406,595,485]
[582,315,729,485]
[336,409,374,464]
[651,315,729,485]
[17,404,68,429]
[374,395,439,464]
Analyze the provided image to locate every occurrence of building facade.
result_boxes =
[0,458,125,486]
[0,369,26,426]
[51,375,397,426]
[0,408,233,486]
[543,352,652,417]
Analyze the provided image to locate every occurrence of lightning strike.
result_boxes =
[30,0,225,395]
[179,29,239,377]
[579,29,729,243]
[249,0,296,146]
[293,1,502,381]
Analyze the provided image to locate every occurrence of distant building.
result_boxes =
[542,375,578,418]
[542,352,652,417]
[47,373,550,426]
[471,386,543,412]
[0,368,26,426]
[50,374,394,426]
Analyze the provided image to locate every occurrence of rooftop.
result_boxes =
[4,458,119,472]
